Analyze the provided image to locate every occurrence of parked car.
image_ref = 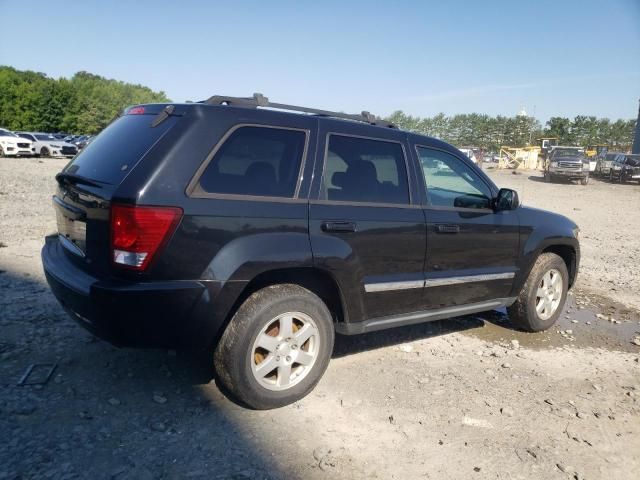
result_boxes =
[42,94,580,409]
[608,154,640,183]
[67,135,92,150]
[458,147,478,164]
[595,152,625,177]
[544,147,590,185]
[0,128,35,157]
[77,135,93,149]
[15,132,78,158]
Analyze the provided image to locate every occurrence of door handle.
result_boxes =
[436,224,460,234]
[321,221,357,233]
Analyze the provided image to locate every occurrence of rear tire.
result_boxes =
[214,284,334,409]
[507,253,568,332]
[0,146,4,157]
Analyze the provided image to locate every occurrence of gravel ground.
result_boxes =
[0,158,639,480]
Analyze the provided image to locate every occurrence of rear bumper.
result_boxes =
[41,235,225,349]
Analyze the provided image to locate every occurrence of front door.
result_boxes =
[309,125,426,322]
[414,145,520,308]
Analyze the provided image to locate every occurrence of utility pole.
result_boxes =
[633,98,640,154]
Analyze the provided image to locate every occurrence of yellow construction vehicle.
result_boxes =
[585,144,610,158]
[498,146,541,169]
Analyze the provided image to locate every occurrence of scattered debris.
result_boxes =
[152,394,167,404]
[500,406,515,417]
[17,363,57,386]
[151,422,166,432]
[462,417,493,428]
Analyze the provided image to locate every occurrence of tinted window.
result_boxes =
[322,135,409,204]
[63,114,178,185]
[199,126,306,198]
[417,147,492,209]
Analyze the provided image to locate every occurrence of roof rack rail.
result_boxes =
[203,93,397,129]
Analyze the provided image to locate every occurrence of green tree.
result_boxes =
[0,66,170,134]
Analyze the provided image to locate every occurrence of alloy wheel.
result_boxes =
[535,268,563,321]
[250,311,320,391]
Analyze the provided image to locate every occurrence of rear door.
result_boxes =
[412,144,520,308]
[309,123,426,322]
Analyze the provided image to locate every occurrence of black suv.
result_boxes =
[42,94,580,409]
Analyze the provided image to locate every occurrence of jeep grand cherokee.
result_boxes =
[42,94,580,409]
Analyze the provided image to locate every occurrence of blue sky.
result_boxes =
[1,0,639,122]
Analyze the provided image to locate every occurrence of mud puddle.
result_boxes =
[460,288,640,353]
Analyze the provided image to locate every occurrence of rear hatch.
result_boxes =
[53,105,181,276]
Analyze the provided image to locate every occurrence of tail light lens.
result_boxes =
[110,204,182,271]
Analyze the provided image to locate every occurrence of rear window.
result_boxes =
[197,126,307,198]
[322,135,409,205]
[62,114,177,185]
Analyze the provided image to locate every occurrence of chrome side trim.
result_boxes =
[364,280,424,293]
[365,272,515,293]
[424,272,514,288]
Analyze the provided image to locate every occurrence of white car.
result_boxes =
[0,129,35,157]
[15,132,78,158]
[458,148,478,164]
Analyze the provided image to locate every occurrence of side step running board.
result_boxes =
[335,297,516,335]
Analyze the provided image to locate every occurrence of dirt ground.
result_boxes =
[0,158,639,480]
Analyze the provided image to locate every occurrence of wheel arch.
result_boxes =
[541,244,578,288]
[202,266,349,351]
[232,267,348,326]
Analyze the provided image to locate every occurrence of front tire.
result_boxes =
[214,284,334,409]
[507,253,568,332]
[580,175,589,185]
[40,147,50,158]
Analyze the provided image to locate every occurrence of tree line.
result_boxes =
[0,66,636,149]
[386,111,636,151]
[0,66,170,134]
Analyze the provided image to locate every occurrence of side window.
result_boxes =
[322,135,409,205]
[417,147,492,209]
[198,126,306,198]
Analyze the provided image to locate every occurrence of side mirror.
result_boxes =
[494,188,520,211]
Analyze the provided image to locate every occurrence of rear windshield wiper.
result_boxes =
[55,172,103,188]
[151,105,176,127]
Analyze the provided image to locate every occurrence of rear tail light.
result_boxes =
[127,106,146,115]
[110,204,182,271]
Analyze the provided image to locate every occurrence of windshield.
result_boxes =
[35,134,56,141]
[0,130,18,137]
[552,149,582,157]
[626,155,640,166]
